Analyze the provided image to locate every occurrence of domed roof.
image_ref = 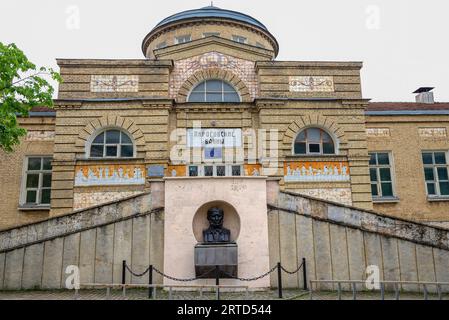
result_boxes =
[154,5,268,31]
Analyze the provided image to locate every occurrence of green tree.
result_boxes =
[0,42,61,152]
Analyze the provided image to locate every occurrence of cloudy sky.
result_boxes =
[1,0,448,101]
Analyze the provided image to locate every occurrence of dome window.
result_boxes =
[188,80,241,103]
[89,129,135,158]
[294,128,336,155]
[232,35,247,44]
[175,35,192,44]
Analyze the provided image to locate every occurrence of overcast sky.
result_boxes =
[1,0,448,102]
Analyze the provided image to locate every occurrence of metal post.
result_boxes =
[380,283,385,301]
[148,265,153,299]
[277,262,283,299]
[215,265,220,300]
[337,282,342,300]
[423,284,428,300]
[394,283,400,300]
[122,260,126,285]
[302,258,307,290]
[352,282,357,300]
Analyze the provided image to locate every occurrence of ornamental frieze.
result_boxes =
[75,164,145,186]
[418,128,447,138]
[284,161,350,182]
[289,76,335,92]
[90,75,139,93]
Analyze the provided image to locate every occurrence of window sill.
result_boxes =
[285,155,347,161]
[428,196,449,202]
[18,205,51,212]
[372,197,400,204]
[76,158,145,163]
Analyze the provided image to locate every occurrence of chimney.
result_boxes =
[413,87,435,104]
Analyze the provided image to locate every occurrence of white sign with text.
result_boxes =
[187,128,242,148]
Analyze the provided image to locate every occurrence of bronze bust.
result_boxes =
[203,207,231,243]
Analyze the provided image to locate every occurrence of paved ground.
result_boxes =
[0,289,306,300]
[0,289,446,300]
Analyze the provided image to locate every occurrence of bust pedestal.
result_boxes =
[194,243,238,278]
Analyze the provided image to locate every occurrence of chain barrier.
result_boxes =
[124,260,305,283]
[221,265,279,282]
[152,266,218,282]
[125,264,150,277]
[280,261,304,275]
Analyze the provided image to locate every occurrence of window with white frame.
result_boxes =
[369,152,395,198]
[21,157,52,207]
[89,129,134,158]
[422,151,449,197]
[188,164,242,177]
[232,35,247,44]
[175,35,192,44]
[188,79,240,103]
[293,128,335,155]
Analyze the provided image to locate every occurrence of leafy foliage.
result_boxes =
[0,42,61,152]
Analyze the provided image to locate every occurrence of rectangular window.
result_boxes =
[187,164,243,177]
[422,151,449,197]
[22,157,52,207]
[232,35,247,44]
[232,166,242,177]
[189,166,199,177]
[175,35,191,44]
[369,152,395,199]
[255,42,266,49]
[203,32,220,38]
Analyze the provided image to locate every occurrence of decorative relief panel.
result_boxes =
[284,161,350,182]
[167,165,187,177]
[366,128,391,138]
[419,128,447,138]
[244,164,262,176]
[90,75,139,93]
[289,76,335,92]
[170,52,257,99]
[75,164,145,186]
[25,131,55,141]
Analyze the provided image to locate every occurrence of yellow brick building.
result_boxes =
[1,5,449,230]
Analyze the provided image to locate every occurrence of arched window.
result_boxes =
[188,79,240,103]
[294,128,335,155]
[89,129,134,158]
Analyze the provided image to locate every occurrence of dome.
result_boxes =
[154,5,268,31]
[142,5,279,59]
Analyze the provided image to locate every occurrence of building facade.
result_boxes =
[1,5,449,230]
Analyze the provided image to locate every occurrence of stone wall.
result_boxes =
[267,189,449,291]
[0,192,165,290]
